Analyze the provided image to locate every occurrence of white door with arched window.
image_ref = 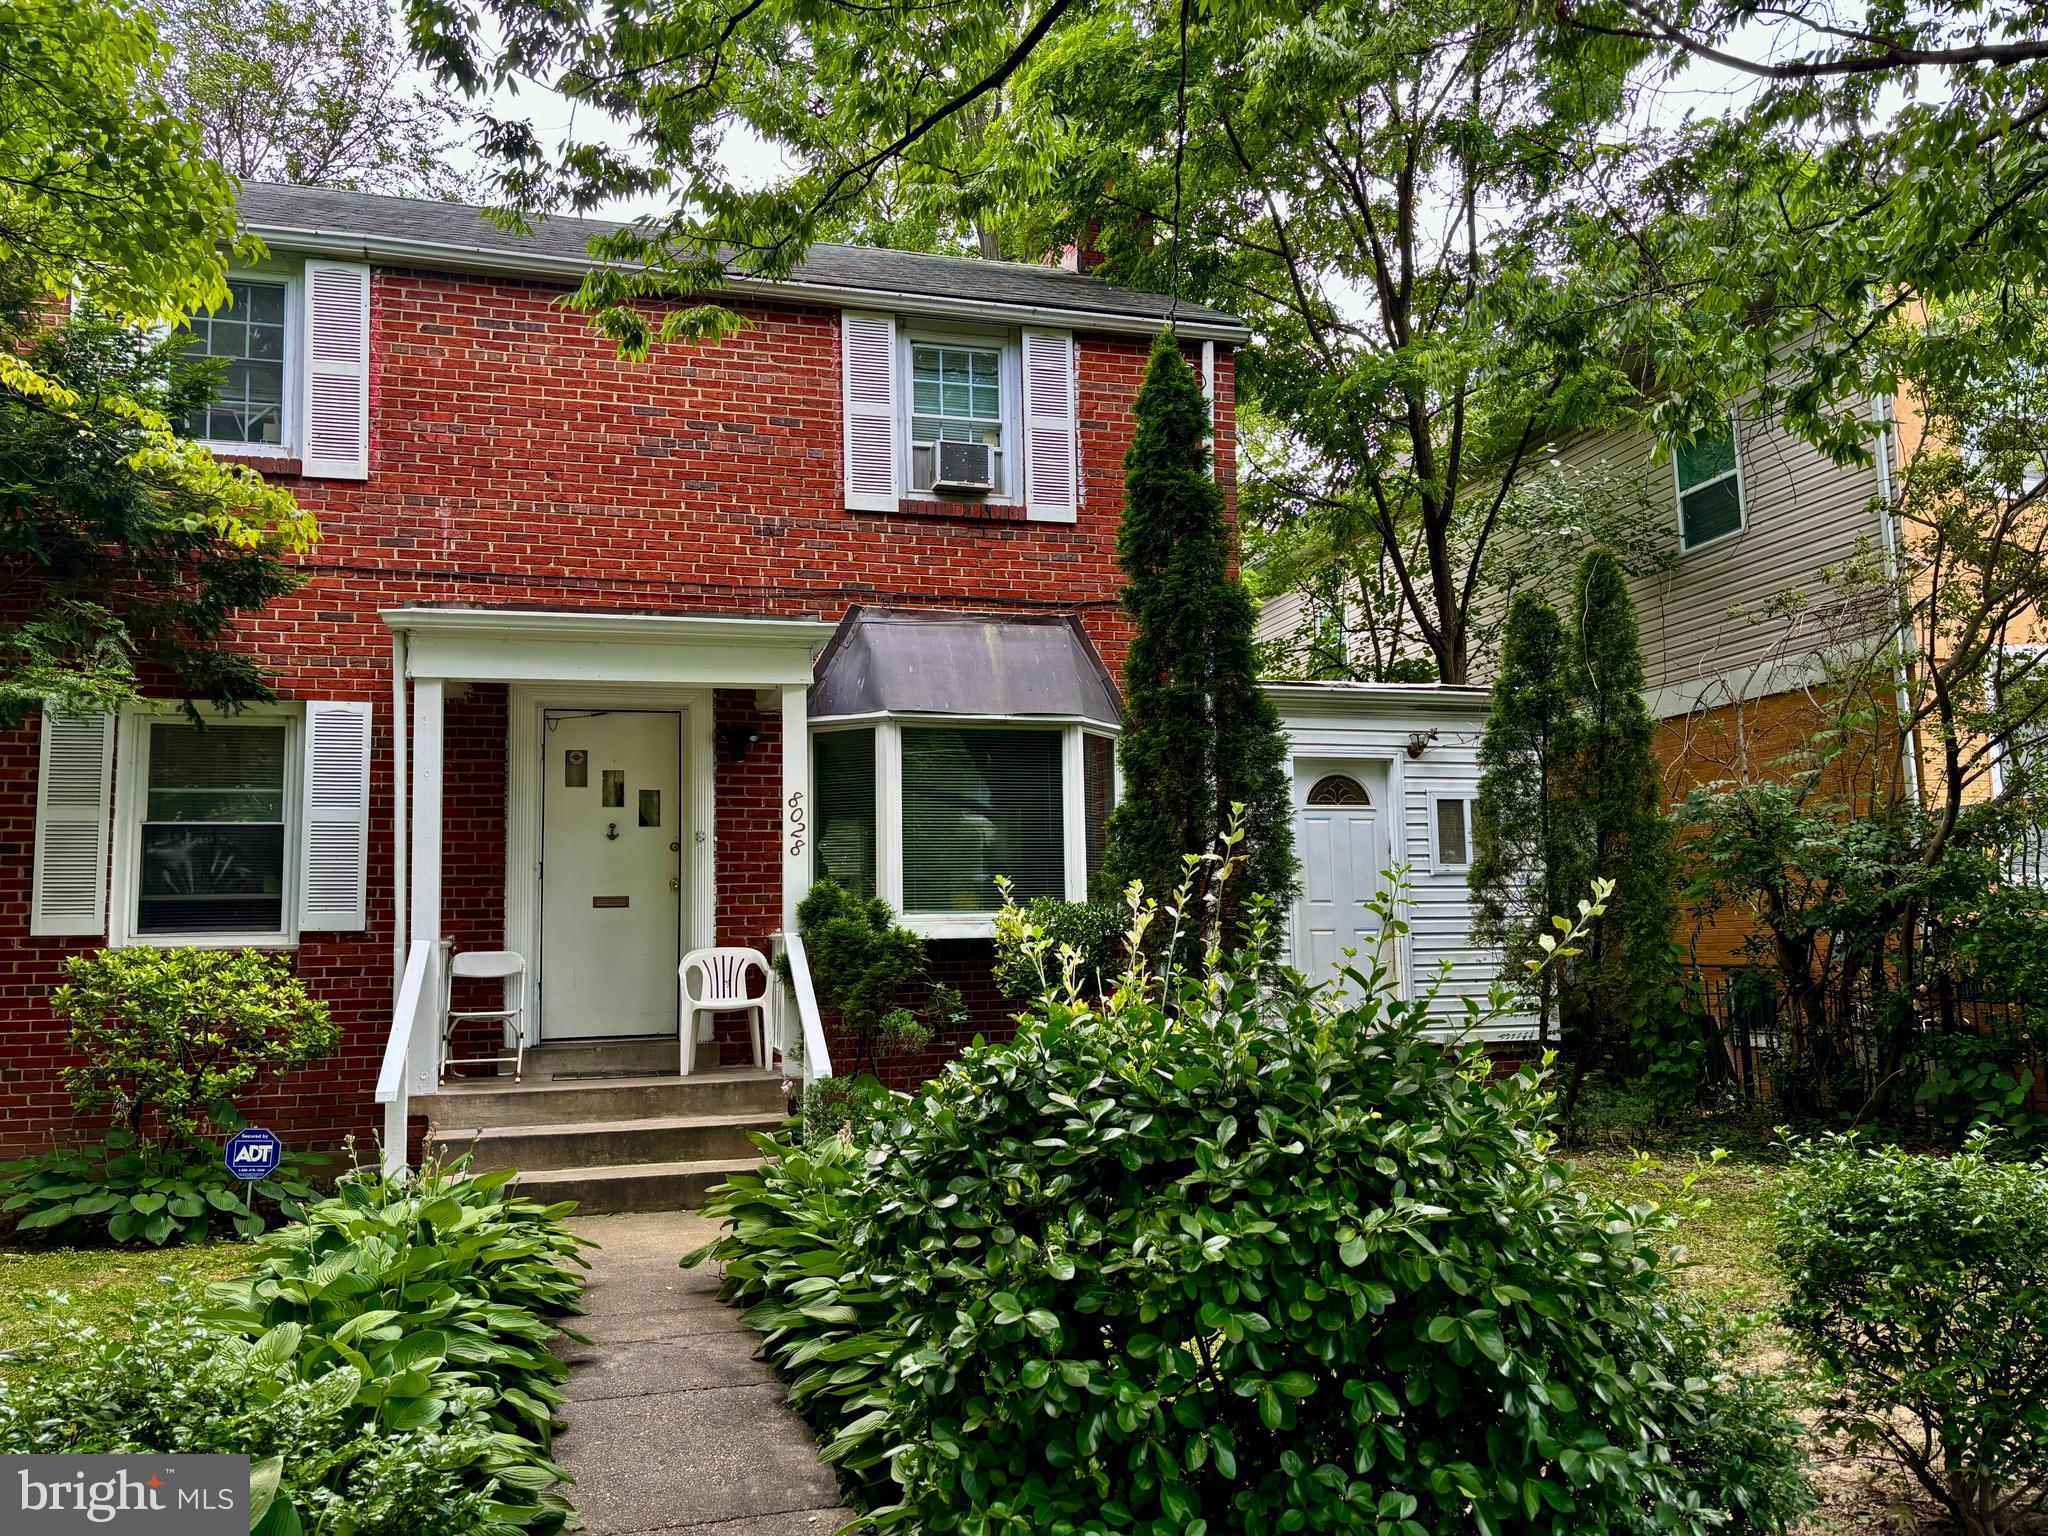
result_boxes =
[1291,758,1395,991]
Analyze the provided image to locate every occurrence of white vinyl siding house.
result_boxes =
[1265,684,1515,1035]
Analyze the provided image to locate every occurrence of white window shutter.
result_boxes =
[841,311,899,511]
[302,261,371,479]
[299,701,372,931]
[1022,329,1078,522]
[31,708,113,937]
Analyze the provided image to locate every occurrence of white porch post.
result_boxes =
[406,677,444,1097]
[780,683,809,931]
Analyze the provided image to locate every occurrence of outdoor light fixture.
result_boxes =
[718,722,762,762]
[1406,729,1438,760]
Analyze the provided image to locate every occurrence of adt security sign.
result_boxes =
[224,1127,282,1181]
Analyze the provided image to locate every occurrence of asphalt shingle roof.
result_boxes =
[236,182,1248,334]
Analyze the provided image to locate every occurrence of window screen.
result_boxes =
[1083,732,1115,878]
[902,727,1062,911]
[909,343,1005,493]
[180,278,289,445]
[138,721,288,934]
[812,728,876,898]
[1435,797,1471,869]
[1676,427,1743,549]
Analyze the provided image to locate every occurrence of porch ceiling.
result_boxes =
[383,607,833,687]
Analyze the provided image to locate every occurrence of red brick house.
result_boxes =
[5,182,1252,1198]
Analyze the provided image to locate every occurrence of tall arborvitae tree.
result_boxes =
[1103,336,1296,928]
[1558,549,1677,1113]
[1470,593,1582,1045]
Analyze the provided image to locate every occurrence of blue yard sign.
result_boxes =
[224,1127,283,1182]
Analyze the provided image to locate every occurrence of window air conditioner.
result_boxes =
[932,438,996,491]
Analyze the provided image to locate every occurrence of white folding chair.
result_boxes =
[678,947,770,1076]
[440,950,529,1082]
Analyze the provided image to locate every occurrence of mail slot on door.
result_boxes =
[591,895,630,909]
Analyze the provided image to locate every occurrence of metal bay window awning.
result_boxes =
[808,607,1121,725]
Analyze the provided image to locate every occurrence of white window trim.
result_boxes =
[1672,417,1745,554]
[110,704,304,949]
[812,716,1116,938]
[899,326,1023,503]
[183,266,302,461]
[1428,790,1475,874]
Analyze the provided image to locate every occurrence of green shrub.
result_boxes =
[794,879,933,1071]
[1,947,336,1247]
[696,873,1807,1534]
[1775,1135,2048,1536]
[796,1073,901,1146]
[53,946,337,1144]
[991,895,1128,1000]
[1,1153,590,1535]
[0,1291,529,1536]
[0,1136,321,1245]
[1656,1309,1813,1536]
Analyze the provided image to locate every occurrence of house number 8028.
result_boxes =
[786,789,807,858]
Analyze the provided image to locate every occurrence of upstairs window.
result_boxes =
[180,277,290,447]
[1675,423,1744,550]
[907,339,1011,496]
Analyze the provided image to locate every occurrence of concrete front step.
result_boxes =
[416,1070,787,1131]
[429,1109,789,1174]
[514,1157,761,1215]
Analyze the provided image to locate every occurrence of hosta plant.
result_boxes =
[208,1151,593,1447]
[0,1133,321,1245]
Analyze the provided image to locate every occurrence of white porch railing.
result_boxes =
[376,938,444,1176]
[770,930,833,1086]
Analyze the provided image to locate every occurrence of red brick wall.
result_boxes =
[0,267,1236,1155]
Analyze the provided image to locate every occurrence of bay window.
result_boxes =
[812,720,1116,933]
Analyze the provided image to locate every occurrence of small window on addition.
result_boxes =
[1435,797,1473,870]
[1676,424,1743,549]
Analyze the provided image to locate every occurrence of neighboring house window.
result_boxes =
[813,727,878,898]
[180,277,291,447]
[1432,794,1474,871]
[1674,423,1744,550]
[906,337,1014,496]
[132,718,293,940]
[811,720,1116,932]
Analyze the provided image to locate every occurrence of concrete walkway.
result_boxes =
[556,1212,852,1536]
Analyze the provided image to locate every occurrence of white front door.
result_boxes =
[1292,759,1393,992]
[540,710,682,1039]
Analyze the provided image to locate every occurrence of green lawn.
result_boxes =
[1569,1147,1786,1312]
[0,1242,256,1360]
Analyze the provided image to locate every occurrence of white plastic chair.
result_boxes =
[678,947,770,1076]
[440,950,529,1083]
